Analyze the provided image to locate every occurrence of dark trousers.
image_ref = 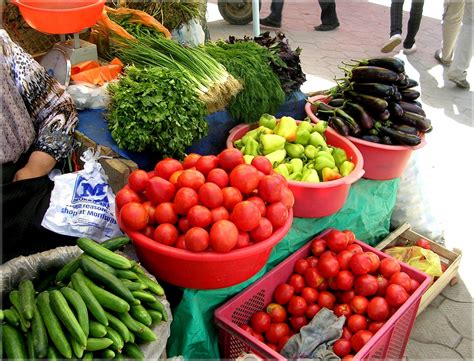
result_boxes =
[268,0,338,25]
[1,152,76,263]
[390,0,425,48]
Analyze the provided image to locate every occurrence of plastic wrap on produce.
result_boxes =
[0,245,172,359]
[391,152,445,244]
[171,18,205,46]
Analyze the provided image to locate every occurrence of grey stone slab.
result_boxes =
[406,339,463,360]
[411,306,463,348]
[439,300,474,340]
[455,338,473,359]
[430,294,447,309]
[441,279,473,303]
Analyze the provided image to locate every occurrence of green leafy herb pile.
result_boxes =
[202,41,285,123]
[107,66,207,158]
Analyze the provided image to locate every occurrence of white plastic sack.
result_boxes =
[67,82,109,110]
[171,18,205,46]
[0,245,172,359]
[41,149,122,242]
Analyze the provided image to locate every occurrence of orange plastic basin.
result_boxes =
[12,0,105,34]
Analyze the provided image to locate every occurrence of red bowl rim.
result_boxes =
[119,209,293,262]
[226,120,365,187]
[305,95,427,151]
[11,0,105,13]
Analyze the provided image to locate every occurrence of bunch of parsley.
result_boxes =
[107,66,207,158]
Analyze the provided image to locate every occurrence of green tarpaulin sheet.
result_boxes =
[167,178,400,359]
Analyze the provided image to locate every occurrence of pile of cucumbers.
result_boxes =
[311,56,432,146]
[1,236,168,360]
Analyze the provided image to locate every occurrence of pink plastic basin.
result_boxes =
[226,122,364,218]
[118,208,293,290]
[305,95,426,180]
[12,0,105,34]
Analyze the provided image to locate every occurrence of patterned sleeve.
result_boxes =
[1,30,78,161]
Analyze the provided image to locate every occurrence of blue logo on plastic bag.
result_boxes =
[72,175,109,208]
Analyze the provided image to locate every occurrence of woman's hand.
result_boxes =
[13,151,57,181]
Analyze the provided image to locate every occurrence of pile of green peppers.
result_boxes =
[233,114,356,183]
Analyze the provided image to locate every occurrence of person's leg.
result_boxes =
[447,0,473,88]
[261,0,284,27]
[319,0,339,25]
[381,0,404,52]
[439,0,464,62]
[403,0,424,49]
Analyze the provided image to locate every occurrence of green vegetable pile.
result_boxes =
[234,115,356,183]
[107,66,208,157]
[202,41,286,123]
[0,236,168,360]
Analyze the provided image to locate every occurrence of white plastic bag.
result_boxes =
[67,82,109,110]
[171,18,205,46]
[41,149,122,242]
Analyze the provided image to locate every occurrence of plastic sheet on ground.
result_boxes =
[0,244,172,359]
[167,178,399,359]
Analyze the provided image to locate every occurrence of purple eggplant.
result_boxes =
[344,102,374,130]
[328,98,345,107]
[361,135,382,143]
[356,57,405,73]
[400,89,420,101]
[347,92,388,113]
[398,100,425,117]
[403,111,432,133]
[329,116,350,136]
[388,102,404,118]
[350,66,400,84]
[380,136,393,145]
[335,108,362,136]
[379,126,422,146]
[392,124,418,135]
[398,78,419,89]
[351,82,396,97]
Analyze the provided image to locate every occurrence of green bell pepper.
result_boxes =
[274,164,290,179]
[258,114,277,130]
[285,143,305,158]
[243,138,260,156]
[295,129,311,145]
[314,155,336,171]
[340,161,355,177]
[316,151,334,162]
[297,121,314,134]
[309,131,327,148]
[312,121,328,133]
[322,167,342,182]
[274,116,298,142]
[265,149,287,166]
[332,147,347,167]
[260,134,286,155]
[301,168,320,182]
[243,155,255,164]
[289,172,302,181]
[304,145,319,159]
[289,159,304,174]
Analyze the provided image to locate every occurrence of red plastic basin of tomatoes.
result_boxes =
[11,0,105,34]
[305,95,426,180]
[226,121,364,218]
[118,208,293,289]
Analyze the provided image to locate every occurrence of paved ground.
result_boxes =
[207,0,473,359]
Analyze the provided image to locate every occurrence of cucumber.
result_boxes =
[19,279,35,320]
[148,310,163,325]
[71,272,108,326]
[101,236,130,251]
[100,348,116,359]
[0,309,3,321]
[89,320,107,338]
[120,278,147,291]
[27,331,36,359]
[80,257,137,305]
[55,257,81,284]
[85,337,113,351]
[130,305,152,326]
[131,291,156,304]
[2,324,27,360]
[77,237,132,269]
[3,308,20,327]
[71,338,85,359]
[35,271,57,292]
[81,273,130,313]
[114,352,126,360]
[106,326,124,352]
[128,331,135,343]
[115,270,138,280]
[50,290,87,346]
[104,311,131,343]
[145,299,168,322]
[60,287,89,337]
[135,274,164,296]
[83,254,117,275]
[135,325,157,343]
[123,342,145,361]
[36,292,72,359]
[83,351,94,360]
[31,304,49,358]
[9,290,31,331]
[47,345,60,361]
[117,312,146,334]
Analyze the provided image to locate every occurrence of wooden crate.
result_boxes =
[376,223,462,316]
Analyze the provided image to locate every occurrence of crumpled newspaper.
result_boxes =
[0,244,171,359]
[281,308,345,360]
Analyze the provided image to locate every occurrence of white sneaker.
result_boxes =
[403,44,417,55]
[381,34,402,53]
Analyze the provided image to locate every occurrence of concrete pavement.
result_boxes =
[206,0,473,359]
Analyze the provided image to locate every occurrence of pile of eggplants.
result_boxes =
[310,57,432,146]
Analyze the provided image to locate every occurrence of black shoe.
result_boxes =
[260,17,281,28]
[314,23,339,31]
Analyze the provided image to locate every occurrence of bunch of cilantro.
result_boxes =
[107,66,208,158]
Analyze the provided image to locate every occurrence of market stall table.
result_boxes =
[167,177,399,358]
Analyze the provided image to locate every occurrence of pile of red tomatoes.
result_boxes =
[116,149,294,253]
[242,229,421,359]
